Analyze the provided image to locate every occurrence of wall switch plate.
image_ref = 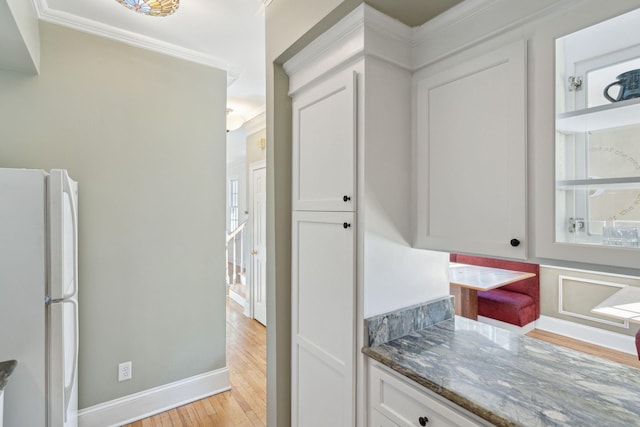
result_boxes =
[118,361,132,382]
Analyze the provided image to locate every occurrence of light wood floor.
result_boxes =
[123,307,639,426]
[526,328,640,369]
[122,298,266,427]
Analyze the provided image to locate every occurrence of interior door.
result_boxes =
[250,164,267,326]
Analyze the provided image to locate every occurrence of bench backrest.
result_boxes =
[450,253,540,316]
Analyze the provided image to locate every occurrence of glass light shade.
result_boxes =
[116,0,179,17]
[226,109,245,132]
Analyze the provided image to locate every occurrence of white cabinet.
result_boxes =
[290,63,359,427]
[537,6,640,269]
[368,360,486,427]
[370,408,400,427]
[292,69,357,212]
[291,211,356,427]
[414,40,528,260]
[286,6,452,426]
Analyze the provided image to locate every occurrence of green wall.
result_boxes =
[0,22,227,408]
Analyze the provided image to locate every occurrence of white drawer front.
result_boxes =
[371,408,401,427]
[369,361,486,427]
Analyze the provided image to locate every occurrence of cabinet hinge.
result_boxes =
[569,217,585,233]
[568,76,583,91]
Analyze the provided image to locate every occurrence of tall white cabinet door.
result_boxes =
[414,40,527,259]
[292,211,356,427]
[292,69,357,212]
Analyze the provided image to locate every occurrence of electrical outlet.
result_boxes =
[118,361,132,382]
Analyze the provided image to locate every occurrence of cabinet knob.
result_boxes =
[343,195,351,202]
[343,222,351,229]
[418,416,429,426]
[510,238,521,247]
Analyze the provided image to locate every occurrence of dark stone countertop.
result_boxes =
[363,316,640,427]
[0,360,17,390]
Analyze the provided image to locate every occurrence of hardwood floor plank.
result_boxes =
[167,409,183,426]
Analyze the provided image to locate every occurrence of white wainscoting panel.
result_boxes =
[557,275,629,328]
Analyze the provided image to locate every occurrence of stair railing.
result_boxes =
[226,220,247,287]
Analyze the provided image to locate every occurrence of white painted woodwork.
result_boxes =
[291,211,356,427]
[533,2,640,270]
[0,0,40,73]
[292,68,357,212]
[284,4,640,427]
[283,5,412,96]
[250,163,267,326]
[369,409,400,427]
[556,97,640,132]
[368,360,486,427]
[414,39,527,260]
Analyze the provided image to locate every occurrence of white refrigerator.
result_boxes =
[0,168,79,427]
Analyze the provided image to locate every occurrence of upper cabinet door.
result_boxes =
[292,69,357,212]
[414,40,527,259]
[536,7,640,269]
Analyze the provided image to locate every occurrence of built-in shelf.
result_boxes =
[556,97,640,132]
[556,176,640,190]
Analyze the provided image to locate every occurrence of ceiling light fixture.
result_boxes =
[226,109,245,133]
[115,0,179,17]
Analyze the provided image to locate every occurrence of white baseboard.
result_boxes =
[78,367,230,427]
[229,289,246,308]
[536,315,637,356]
[477,316,536,334]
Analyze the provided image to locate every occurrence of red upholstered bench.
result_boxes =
[450,254,540,328]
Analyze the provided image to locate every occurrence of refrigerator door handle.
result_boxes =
[49,169,79,302]
[63,298,79,423]
[62,173,78,300]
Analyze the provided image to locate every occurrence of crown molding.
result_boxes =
[411,0,499,42]
[362,4,413,68]
[412,0,576,70]
[33,2,239,84]
[283,0,580,88]
[282,4,365,92]
[244,109,266,136]
[283,4,412,95]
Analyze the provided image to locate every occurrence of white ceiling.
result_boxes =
[34,0,266,125]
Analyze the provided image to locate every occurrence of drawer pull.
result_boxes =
[343,222,351,229]
[343,195,351,202]
[510,238,521,247]
[418,416,429,426]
